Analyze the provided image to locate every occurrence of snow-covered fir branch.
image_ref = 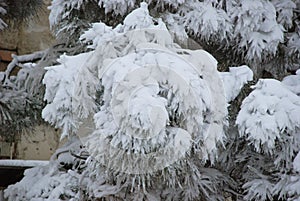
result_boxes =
[2,1,300,201]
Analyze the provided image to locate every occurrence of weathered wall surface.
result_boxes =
[16,125,60,160]
[0,124,61,160]
[0,0,55,73]
[17,1,55,55]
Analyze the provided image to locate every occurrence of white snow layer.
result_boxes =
[219,65,253,102]
[0,3,7,30]
[43,2,227,175]
[42,52,96,139]
[236,79,300,153]
[4,165,79,201]
[294,151,300,172]
[0,160,48,167]
[230,0,284,61]
[282,70,300,96]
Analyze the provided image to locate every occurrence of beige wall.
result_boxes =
[16,125,60,160]
[0,0,54,54]
[0,125,60,160]
[0,1,58,161]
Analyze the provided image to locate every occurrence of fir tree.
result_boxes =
[3,1,300,201]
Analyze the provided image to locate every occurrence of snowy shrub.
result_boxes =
[276,175,300,201]
[40,3,230,200]
[294,151,300,173]
[97,0,137,16]
[236,77,300,200]
[47,0,300,77]
[243,178,274,201]
[230,0,284,62]
[177,1,232,42]
[287,26,300,64]
[3,0,300,201]
[42,51,97,139]
[0,87,35,141]
[237,79,300,153]
[48,0,85,28]
[5,165,80,201]
[48,0,103,45]
[271,0,296,29]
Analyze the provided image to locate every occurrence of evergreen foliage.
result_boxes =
[2,1,300,201]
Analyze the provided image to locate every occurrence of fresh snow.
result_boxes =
[42,4,227,195]
[282,70,300,96]
[123,2,152,31]
[294,151,300,172]
[220,65,253,102]
[42,52,96,139]
[3,1,300,201]
[0,2,6,30]
[44,2,227,166]
[0,160,48,167]
[237,79,300,153]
